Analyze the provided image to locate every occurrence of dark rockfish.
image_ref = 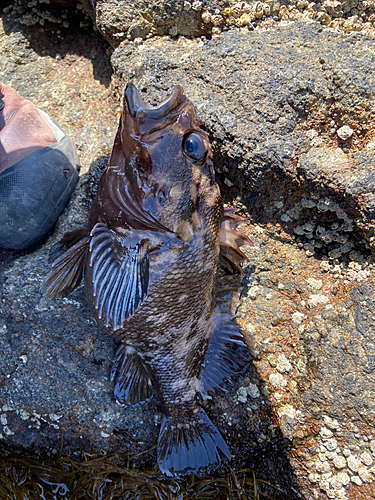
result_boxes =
[43,84,251,476]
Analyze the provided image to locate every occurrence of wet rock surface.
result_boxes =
[2,3,375,499]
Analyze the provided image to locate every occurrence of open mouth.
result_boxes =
[125,83,188,134]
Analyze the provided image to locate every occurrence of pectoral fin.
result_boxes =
[88,222,150,330]
[42,227,89,298]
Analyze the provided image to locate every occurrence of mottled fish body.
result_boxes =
[43,84,251,476]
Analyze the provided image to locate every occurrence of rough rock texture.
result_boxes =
[7,0,375,48]
[112,24,375,254]
[0,8,297,495]
[2,3,375,499]
[83,0,375,47]
[108,23,375,498]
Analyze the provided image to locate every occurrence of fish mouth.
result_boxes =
[125,83,187,134]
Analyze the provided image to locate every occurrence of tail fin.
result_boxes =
[157,408,230,477]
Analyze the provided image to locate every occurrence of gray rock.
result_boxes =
[112,23,375,255]
[0,8,283,487]
[109,22,375,497]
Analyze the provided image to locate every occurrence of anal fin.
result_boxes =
[42,227,89,298]
[200,311,252,397]
[110,343,153,405]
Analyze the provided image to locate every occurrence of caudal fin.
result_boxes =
[157,408,230,477]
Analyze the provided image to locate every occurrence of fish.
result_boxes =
[43,83,252,476]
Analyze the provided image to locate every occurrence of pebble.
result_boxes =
[276,354,292,373]
[292,312,304,325]
[248,285,260,300]
[301,198,316,208]
[49,413,62,422]
[337,125,354,140]
[320,260,331,272]
[237,387,247,403]
[247,383,260,398]
[306,277,322,291]
[308,294,329,307]
[277,404,296,419]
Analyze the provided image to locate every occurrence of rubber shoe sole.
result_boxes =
[0,109,79,250]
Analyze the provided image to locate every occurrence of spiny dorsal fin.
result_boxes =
[220,207,252,273]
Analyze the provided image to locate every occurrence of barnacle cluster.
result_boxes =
[275,194,373,282]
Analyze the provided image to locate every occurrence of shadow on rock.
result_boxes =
[1,3,112,87]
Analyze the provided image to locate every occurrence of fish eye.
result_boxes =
[182,132,207,161]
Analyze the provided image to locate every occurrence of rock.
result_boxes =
[333,456,347,469]
[80,0,215,46]
[0,10,296,496]
[0,12,156,460]
[361,451,374,466]
[75,0,375,47]
[2,5,375,500]
[276,354,293,374]
[337,124,354,140]
[112,23,375,256]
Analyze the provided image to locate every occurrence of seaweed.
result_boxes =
[0,450,280,500]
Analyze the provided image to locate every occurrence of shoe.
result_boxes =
[0,82,79,250]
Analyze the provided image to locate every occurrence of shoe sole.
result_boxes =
[0,110,79,250]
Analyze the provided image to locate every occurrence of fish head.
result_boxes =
[108,83,218,235]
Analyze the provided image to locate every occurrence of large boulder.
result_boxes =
[79,0,375,47]
[105,22,375,497]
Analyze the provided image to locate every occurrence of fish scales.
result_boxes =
[43,83,252,476]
